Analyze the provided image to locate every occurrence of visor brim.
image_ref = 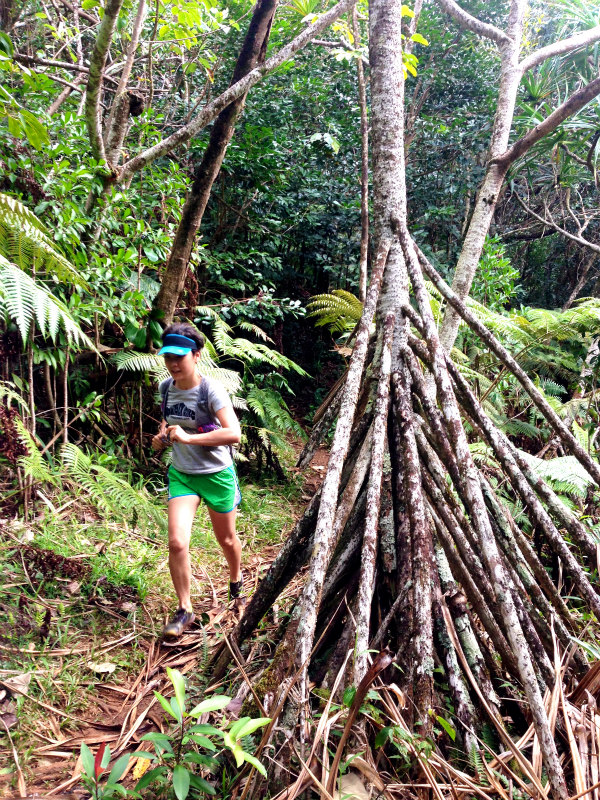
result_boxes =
[158,345,193,356]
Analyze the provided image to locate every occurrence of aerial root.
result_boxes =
[205,235,600,800]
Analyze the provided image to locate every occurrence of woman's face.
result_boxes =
[163,350,199,381]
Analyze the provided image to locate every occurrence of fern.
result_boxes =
[16,418,60,487]
[0,379,29,412]
[0,192,85,286]
[111,349,243,395]
[0,257,93,346]
[246,386,307,443]
[307,289,364,334]
[517,450,597,497]
[211,317,308,375]
[61,443,167,532]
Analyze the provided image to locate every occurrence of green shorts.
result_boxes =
[167,465,242,513]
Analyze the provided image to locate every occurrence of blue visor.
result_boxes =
[158,334,198,356]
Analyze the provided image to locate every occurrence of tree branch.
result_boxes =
[118,0,357,183]
[104,0,147,167]
[520,25,600,73]
[84,0,125,162]
[493,75,600,167]
[435,0,510,46]
[513,192,600,254]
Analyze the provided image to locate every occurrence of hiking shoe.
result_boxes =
[229,575,244,601]
[162,608,195,639]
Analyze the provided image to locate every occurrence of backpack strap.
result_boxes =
[160,378,174,420]
[196,377,213,422]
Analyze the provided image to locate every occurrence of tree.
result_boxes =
[207,3,600,798]
[435,0,600,352]
[153,0,279,324]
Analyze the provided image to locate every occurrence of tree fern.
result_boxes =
[0,256,94,346]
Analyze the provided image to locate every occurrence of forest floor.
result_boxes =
[0,446,329,798]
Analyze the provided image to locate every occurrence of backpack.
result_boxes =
[159,377,220,433]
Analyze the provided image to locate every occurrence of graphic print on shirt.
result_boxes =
[165,401,196,423]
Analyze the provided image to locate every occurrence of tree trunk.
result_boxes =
[153,0,278,324]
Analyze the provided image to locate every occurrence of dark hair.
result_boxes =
[162,322,205,351]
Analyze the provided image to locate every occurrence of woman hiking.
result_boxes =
[152,322,243,640]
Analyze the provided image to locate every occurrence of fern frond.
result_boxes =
[112,350,164,374]
[307,289,364,333]
[0,380,29,412]
[517,449,597,497]
[0,257,94,347]
[0,193,86,286]
[61,443,167,532]
[238,320,274,343]
[246,386,306,441]
[15,418,60,487]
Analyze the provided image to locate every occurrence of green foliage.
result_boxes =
[0,255,92,345]
[59,443,167,533]
[135,668,270,798]
[307,289,363,334]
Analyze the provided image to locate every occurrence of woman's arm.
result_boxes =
[166,405,241,446]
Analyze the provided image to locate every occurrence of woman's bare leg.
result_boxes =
[207,507,241,583]
[168,495,200,611]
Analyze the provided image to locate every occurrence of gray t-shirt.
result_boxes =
[160,377,233,474]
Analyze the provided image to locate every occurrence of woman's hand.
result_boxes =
[165,425,192,444]
[152,421,169,451]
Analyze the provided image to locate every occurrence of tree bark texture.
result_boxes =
[84,0,125,162]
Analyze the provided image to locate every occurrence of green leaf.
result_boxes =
[187,724,222,736]
[153,690,178,720]
[135,765,168,791]
[185,734,217,750]
[435,715,456,742]
[231,743,245,768]
[188,695,231,716]
[401,4,414,17]
[170,695,183,724]
[167,668,187,716]
[228,717,252,740]
[375,726,393,748]
[173,765,191,800]
[19,109,49,150]
[342,687,357,708]
[189,774,217,795]
[80,742,95,779]
[242,752,267,777]
[410,32,428,45]
[82,0,100,8]
[234,718,271,739]
[106,752,131,785]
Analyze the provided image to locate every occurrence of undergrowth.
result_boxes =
[0,455,303,795]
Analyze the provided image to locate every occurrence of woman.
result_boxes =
[152,322,243,639]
